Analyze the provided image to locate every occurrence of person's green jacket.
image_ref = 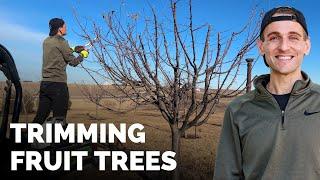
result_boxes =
[42,35,83,83]
[214,71,320,180]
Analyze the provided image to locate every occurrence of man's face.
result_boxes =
[59,24,67,36]
[257,19,311,75]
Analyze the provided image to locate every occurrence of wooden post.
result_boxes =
[246,58,254,93]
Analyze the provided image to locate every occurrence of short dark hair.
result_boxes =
[260,6,308,41]
[49,18,65,36]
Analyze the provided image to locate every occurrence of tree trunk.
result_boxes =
[181,130,186,138]
[96,103,98,119]
[170,124,181,180]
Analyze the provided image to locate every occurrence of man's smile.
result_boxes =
[275,55,294,61]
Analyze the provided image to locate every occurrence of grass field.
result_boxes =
[1,82,232,179]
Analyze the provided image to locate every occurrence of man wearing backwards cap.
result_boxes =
[214,7,320,179]
[33,18,89,124]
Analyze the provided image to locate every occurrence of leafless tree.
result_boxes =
[77,83,137,115]
[75,0,260,179]
[21,88,37,114]
[77,84,106,119]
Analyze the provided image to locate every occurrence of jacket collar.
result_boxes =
[51,34,65,40]
[254,71,311,96]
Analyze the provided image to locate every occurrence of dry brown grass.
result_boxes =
[1,82,232,179]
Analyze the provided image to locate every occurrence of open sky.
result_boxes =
[1,0,319,84]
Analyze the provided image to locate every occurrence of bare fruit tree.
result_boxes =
[75,0,260,179]
[77,83,136,115]
[78,84,106,120]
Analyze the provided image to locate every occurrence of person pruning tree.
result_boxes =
[33,18,89,124]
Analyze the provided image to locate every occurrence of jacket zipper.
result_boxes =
[266,94,288,130]
[263,85,293,130]
[281,110,285,130]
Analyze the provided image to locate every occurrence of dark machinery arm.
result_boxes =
[0,44,22,142]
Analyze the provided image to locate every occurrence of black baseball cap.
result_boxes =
[260,6,308,39]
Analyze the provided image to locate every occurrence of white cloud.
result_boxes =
[0,19,45,82]
[0,20,46,44]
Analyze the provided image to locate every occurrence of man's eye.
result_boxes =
[269,36,279,41]
[289,36,300,40]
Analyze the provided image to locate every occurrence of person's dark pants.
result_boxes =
[33,81,69,124]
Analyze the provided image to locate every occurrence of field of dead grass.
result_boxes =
[2,82,232,179]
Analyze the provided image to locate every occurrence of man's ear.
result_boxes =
[257,39,265,55]
[305,37,311,55]
[58,27,62,35]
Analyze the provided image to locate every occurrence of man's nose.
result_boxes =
[278,38,290,51]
